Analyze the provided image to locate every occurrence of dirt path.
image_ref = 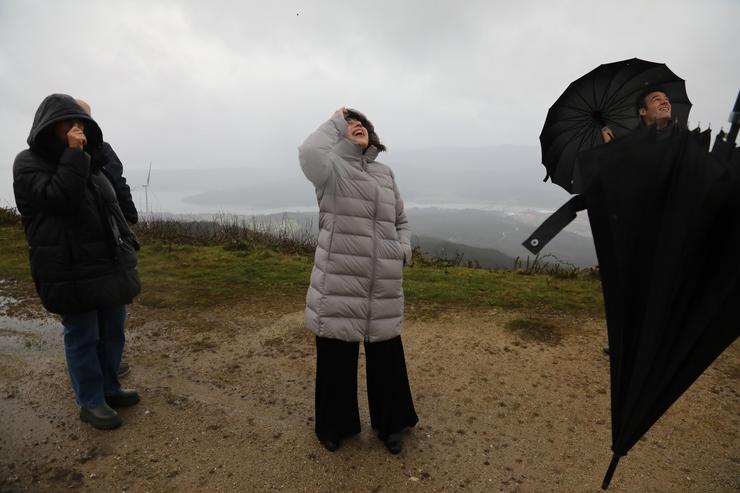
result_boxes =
[0,282,738,492]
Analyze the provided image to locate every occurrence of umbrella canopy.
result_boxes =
[575,126,740,489]
[540,58,692,192]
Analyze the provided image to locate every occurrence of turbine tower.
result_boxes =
[142,162,152,214]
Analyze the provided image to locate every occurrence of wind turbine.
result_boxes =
[142,162,152,214]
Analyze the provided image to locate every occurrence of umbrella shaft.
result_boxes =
[727,123,738,147]
[601,453,622,490]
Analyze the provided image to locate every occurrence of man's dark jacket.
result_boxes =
[12,94,140,314]
[94,142,138,225]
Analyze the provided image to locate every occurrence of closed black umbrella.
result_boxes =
[577,125,740,489]
[540,58,692,192]
[711,90,740,166]
[526,122,740,489]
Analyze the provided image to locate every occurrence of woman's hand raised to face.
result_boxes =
[67,124,87,149]
[333,107,347,119]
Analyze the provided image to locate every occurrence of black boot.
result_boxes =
[80,403,122,430]
[383,432,403,454]
[319,437,340,452]
[105,389,140,408]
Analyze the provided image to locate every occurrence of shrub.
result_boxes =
[132,213,316,256]
[0,206,21,226]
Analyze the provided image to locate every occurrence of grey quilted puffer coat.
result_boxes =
[299,114,412,342]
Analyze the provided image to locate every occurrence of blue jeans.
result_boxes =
[61,305,126,407]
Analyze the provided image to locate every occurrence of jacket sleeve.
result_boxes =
[392,171,413,266]
[298,114,348,187]
[96,142,139,224]
[13,148,90,215]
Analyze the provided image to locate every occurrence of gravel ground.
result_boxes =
[0,282,738,492]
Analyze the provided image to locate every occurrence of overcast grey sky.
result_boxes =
[1,0,738,210]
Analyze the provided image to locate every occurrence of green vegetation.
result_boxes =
[0,211,604,317]
[405,264,603,316]
[0,206,21,227]
[0,208,29,279]
[136,241,313,308]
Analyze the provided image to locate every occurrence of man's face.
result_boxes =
[53,119,86,144]
[344,118,369,148]
[639,91,672,126]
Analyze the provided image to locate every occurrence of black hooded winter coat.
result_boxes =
[12,94,140,314]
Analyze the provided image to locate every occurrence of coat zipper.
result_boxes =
[365,157,378,343]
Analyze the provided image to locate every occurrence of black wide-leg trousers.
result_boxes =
[315,335,418,442]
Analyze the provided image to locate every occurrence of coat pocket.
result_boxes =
[325,220,336,263]
[402,243,413,266]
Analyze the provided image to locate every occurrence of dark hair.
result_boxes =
[635,85,668,114]
[344,109,387,152]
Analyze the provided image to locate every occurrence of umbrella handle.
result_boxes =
[601,453,622,490]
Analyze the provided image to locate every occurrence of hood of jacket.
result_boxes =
[27,93,103,154]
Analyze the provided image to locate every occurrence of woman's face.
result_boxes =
[53,119,86,145]
[344,118,369,149]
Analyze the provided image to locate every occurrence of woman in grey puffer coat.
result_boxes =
[299,107,418,454]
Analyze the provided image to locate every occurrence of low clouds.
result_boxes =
[1,0,738,207]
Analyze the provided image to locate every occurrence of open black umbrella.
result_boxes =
[540,58,692,192]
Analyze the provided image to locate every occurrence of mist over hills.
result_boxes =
[171,145,569,211]
[124,145,597,266]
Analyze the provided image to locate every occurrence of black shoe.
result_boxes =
[80,403,122,430]
[383,432,403,454]
[117,360,131,378]
[319,437,340,452]
[105,389,140,408]
[602,346,610,356]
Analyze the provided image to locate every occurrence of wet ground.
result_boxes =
[0,279,738,492]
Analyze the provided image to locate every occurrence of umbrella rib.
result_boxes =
[598,69,616,113]
[572,119,595,153]
[604,119,634,132]
[603,62,661,109]
[557,104,595,116]
[571,84,596,115]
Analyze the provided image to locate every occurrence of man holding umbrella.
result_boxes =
[600,85,676,358]
[602,87,673,143]
[527,58,739,489]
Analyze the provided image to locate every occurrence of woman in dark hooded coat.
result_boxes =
[12,94,141,430]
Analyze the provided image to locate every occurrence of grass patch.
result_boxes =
[0,224,604,317]
[136,241,313,308]
[503,317,562,345]
[405,265,603,317]
[0,224,30,280]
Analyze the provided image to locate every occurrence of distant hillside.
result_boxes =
[412,235,515,269]
[406,208,596,267]
[242,208,596,267]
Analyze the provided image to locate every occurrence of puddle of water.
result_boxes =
[0,294,61,352]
